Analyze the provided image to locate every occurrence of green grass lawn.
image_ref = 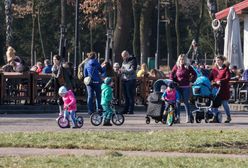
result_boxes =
[0,129,248,154]
[0,155,248,168]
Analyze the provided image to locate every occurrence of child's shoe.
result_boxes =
[72,125,78,129]
[103,119,112,126]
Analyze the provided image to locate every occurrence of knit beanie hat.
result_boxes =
[104,77,112,85]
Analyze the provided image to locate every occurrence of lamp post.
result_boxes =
[155,0,160,69]
[74,0,79,77]
[59,0,67,62]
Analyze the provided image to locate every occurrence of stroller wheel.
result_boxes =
[146,117,150,124]
[205,119,209,123]
[196,118,201,123]
[155,120,159,123]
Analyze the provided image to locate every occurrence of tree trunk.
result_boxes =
[5,0,13,47]
[140,0,156,65]
[0,0,5,65]
[175,0,180,56]
[113,0,133,63]
[195,0,205,43]
[132,0,141,63]
[37,6,46,60]
[165,4,173,69]
[31,0,36,66]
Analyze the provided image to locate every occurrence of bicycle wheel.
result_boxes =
[76,116,84,128]
[57,116,70,128]
[90,112,102,126]
[112,113,125,126]
[166,111,174,126]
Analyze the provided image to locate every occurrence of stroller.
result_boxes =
[145,79,173,124]
[191,76,222,123]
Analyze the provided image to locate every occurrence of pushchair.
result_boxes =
[145,79,173,124]
[191,76,222,123]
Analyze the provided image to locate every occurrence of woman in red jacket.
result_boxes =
[170,54,197,123]
[209,55,231,123]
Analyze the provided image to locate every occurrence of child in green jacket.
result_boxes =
[101,77,114,126]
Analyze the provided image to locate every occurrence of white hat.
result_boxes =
[58,86,67,96]
[113,62,120,68]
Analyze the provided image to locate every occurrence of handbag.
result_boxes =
[84,76,92,85]
[83,67,95,85]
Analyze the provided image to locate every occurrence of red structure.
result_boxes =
[215,0,248,20]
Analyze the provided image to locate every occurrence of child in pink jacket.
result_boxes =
[58,86,77,128]
[161,82,180,123]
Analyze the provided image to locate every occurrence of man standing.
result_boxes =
[120,50,137,114]
[186,39,203,63]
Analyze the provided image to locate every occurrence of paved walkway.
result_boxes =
[1,111,248,158]
[0,147,248,158]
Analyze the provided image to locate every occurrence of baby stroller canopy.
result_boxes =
[192,76,212,97]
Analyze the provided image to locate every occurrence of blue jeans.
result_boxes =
[86,83,102,114]
[177,87,191,120]
[122,79,136,113]
[64,110,76,127]
[211,100,231,117]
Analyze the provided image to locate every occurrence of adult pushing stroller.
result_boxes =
[145,79,173,124]
[191,76,222,123]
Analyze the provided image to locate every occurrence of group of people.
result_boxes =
[81,50,137,126]
[160,54,233,124]
[3,44,248,125]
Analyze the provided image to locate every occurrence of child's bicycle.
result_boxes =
[90,100,125,126]
[57,109,84,128]
[162,100,176,126]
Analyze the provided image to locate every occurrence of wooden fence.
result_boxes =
[0,72,247,105]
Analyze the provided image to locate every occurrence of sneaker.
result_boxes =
[103,119,112,126]
[103,122,112,126]
[224,116,231,123]
[174,118,180,124]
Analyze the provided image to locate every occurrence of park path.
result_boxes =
[0,147,248,159]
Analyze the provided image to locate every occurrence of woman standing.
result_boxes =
[170,54,197,123]
[209,55,231,123]
[84,52,104,115]
[43,55,73,118]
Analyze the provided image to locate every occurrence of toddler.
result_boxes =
[161,82,180,123]
[58,86,77,128]
[101,77,114,126]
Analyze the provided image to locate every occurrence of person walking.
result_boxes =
[84,52,104,115]
[209,55,231,123]
[170,54,197,123]
[120,50,137,114]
